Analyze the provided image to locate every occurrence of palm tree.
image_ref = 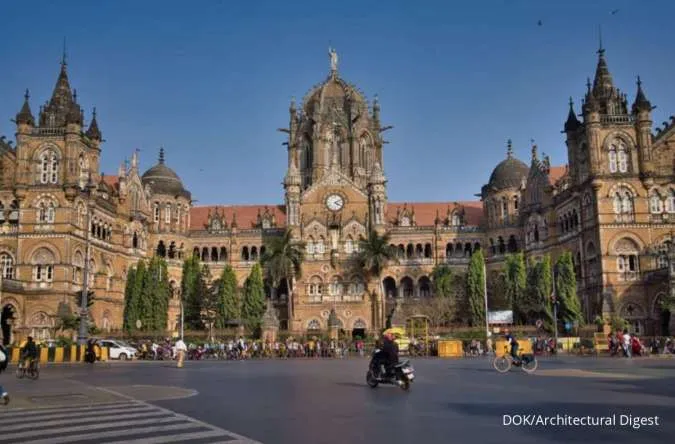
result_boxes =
[261,229,305,325]
[356,230,398,329]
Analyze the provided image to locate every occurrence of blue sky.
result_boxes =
[1,0,673,205]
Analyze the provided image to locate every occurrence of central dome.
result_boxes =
[487,142,529,191]
[302,71,367,115]
[141,148,191,199]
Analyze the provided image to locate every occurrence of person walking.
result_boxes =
[175,337,187,368]
[0,343,9,404]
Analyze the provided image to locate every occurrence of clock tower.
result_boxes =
[279,49,390,332]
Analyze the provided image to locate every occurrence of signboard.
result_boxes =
[487,310,513,325]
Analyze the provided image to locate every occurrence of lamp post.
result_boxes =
[78,180,96,345]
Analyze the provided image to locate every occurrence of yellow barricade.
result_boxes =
[437,340,463,358]
[54,347,64,362]
[39,347,48,363]
[99,346,108,361]
[10,347,20,363]
[495,339,533,357]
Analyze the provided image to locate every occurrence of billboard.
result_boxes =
[487,310,513,325]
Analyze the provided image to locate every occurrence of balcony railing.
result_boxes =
[31,127,65,137]
[601,115,634,126]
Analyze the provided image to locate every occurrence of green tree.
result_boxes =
[123,261,146,332]
[356,230,398,328]
[144,256,170,331]
[504,252,527,323]
[430,265,458,324]
[261,229,305,321]
[466,250,486,327]
[555,252,584,326]
[181,256,204,329]
[524,256,554,329]
[123,266,137,332]
[215,265,240,328]
[241,263,266,332]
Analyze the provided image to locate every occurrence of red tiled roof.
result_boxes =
[386,201,483,227]
[190,205,286,230]
[548,165,567,184]
[101,175,119,191]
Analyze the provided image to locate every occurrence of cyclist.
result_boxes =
[504,329,520,365]
[20,336,39,371]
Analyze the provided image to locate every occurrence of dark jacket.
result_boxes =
[22,341,38,359]
[382,338,399,367]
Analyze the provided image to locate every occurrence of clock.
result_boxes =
[325,194,344,211]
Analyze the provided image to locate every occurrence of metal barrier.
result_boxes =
[7,346,109,363]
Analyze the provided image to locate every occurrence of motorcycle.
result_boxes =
[366,348,415,391]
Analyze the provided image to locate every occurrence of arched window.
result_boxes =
[329,276,343,298]
[306,238,315,255]
[406,244,414,258]
[168,241,177,259]
[37,200,56,224]
[156,241,167,258]
[316,237,325,254]
[153,203,160,222]
[307,319,321,331]
[38,150,59,184]
[73,251,84,283]
[164,204,171,224]
[424,243,432,258]
[132,232,139,248]
[609,140,629,173]
[666,190,675,214]
[241,246,249,261]
[649,191,664,214]
[32,247,55,282]
[613,188,634,222]
[344,237,354,254]
[308,276,322,302]
[0,253,14,279]
[401,277,414,298]
[657,240,671,269]
[451,213,460,226]
[614,237,639,281]
[418,276,431,298]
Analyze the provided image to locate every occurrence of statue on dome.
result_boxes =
[329,47,338,72]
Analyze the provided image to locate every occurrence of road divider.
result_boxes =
[6,346,109,363]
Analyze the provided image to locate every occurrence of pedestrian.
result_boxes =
[175,337,187,368]
[0,343,9,404]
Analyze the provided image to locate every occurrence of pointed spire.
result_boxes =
[86,107,102,140]
[62,36,67,67]
[289,96,296,113]
[531,141,538,162]
[15,89,35,126]
[564,97,581,131]
[632,75,652,114]
[42,53,75,127]
[158,147,165,164]
[372,94,380,121]
[506,139,513,158]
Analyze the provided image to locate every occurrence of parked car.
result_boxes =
[98,339,137,360]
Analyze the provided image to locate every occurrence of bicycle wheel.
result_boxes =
[521,356,538,374]
[16,366,24,379]
[30,366,40,380]
[493,356,511,373]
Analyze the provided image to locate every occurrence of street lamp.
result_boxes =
[78,178,96,345]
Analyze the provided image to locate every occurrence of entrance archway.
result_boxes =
[352,318,367,339]
[1,305,16,345]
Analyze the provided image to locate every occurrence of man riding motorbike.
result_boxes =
[20,336,38,371]
[373,332,399,379]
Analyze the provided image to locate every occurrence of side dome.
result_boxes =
[141,148,191,199]
[487,141,529,191]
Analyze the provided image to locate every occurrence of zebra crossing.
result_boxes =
[0,399,261,444]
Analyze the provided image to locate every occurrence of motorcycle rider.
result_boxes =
[373,332,399,379]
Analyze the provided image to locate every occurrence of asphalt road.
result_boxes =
[1,356,674,444]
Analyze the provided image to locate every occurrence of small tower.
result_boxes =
[284,157,301,233]
[632,76,654,173]
[564,97,583,184]
[368,162,387,232]
[86,107,102,143]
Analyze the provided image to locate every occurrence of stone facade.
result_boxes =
[1,47,674,344]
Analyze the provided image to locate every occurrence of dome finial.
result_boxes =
[506,139,513,158]
[328,46,338,73]
[531,140,538,161]
[159,147,165,164]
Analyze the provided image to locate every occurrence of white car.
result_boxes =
[99,339,137,360]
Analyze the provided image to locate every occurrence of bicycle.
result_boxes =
[493,346,538,374]
[16,359,40,380]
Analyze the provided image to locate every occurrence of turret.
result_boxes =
[86,107,102,142]
[368,162,387,230]
[564,98,582,184]
[15,89,35,128]
[632,76,654,171]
